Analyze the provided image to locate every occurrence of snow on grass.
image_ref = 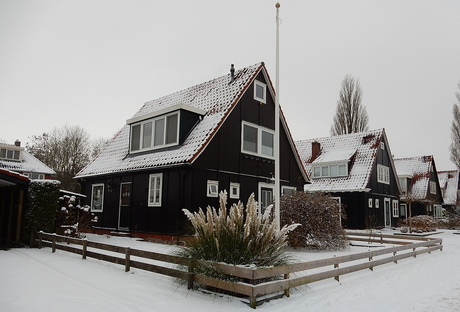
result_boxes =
[1,230,460,311]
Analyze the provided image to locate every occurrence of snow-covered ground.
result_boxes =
[1,230,460,312]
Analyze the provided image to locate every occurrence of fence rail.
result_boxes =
[34,231,442,308]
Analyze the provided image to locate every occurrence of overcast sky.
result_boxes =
[1,0,460,170]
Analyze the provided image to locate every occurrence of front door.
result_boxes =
[384,198,391,228]
[118,182,131,231]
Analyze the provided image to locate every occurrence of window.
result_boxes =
[130,112,179,152]
[254,80,267,103]
[400,203,407,217]
[399,178,407,193]
[392,200,399,217]
[148,173,163,206]
[0,146,22,161]
[380,142,385,150]
[260,186,273,214]
[375,198,380,208]
[377,165,390,184]
[430,181,437,194]
[241,122,274,158]
[230,182,240,199]
[312,163,348,178]
[24,173,44,180]
[368,198,373,208]
[282,186,296,196]
[91,184,104,212]
[207,180,219,197]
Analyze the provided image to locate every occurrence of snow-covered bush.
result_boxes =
[400,215,438,233]
[25,180,61,239]
[280,191,348,250]
[56,195,97,238]
[179,191,298,280]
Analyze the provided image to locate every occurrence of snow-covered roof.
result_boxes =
[76,63,294,178]
[438,170,459,206]
[0,148,56,176]
[394,155,434,200]
[295,129,388,192]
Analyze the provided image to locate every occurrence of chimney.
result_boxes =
[14,139,21,147]
[230,64,235,83]
[311,141,321,162]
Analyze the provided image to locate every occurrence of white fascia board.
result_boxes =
[126,104,206,125]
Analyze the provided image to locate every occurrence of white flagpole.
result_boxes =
[274,2,281,231]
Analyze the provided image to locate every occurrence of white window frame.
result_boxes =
[368,198,373,208]
[430,181,437,194]
[377,164,390,184]
[148,173,163,207]
[207,180,219,198]
[400,203,407,217]
[254,80,267,104]
[380,142,385,150]
[130,112,179,153]
[0,146,23,161]
[392,200,399,217]
[91,184,104,212]
[375,198,380,208]
[230,182,240,199]
[312,163,348,178]
[241,121,274,159]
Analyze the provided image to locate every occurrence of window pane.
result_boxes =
[166,114,178,144]
[131,125,141,151]
[154,118,165,146]
[142,122,152,149]
[313,167,321,177]
[339,164,346,175]
[91,185,104,211]
[0,149,6,158]
[243,124,258,153]
[13,150,20,160]
[6,149,13,159]
[322,166,329,176]
[330,165,338,176]
[256,84,265,100]
[261,131,273,156]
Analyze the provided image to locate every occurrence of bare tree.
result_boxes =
[331,74,369,136]
[27,125,91,192]
[450,81,460,168]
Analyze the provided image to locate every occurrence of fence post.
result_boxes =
[29,232,34,248]
[284,273,290,298]
[369,256,374,271]
[413,247,417,258]
[187,259,195,290]
[38,231,43,249]
[334,256,340,282]
[393,251,397,264]
[82,239,87,260]
[52,233,56,253]
[125,247,131,272]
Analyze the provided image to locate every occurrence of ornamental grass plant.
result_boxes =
[179,191,298,281]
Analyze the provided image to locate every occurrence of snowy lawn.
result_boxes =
[1,230,460,312]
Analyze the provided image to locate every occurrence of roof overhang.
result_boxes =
[126,103,207,125]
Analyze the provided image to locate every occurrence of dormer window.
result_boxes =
[254,80,266,104]
[312,163,347,178]
[127,104,205,154]
[0,145,23,162]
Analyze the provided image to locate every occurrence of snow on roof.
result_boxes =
[295,129,386,192]
[394,155,434,200]
[438,170,459,206]
[76,63,265,178]
[0,149,56,175]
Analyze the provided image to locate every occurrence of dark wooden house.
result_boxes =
[394,156,443,218]
[75,63,308,236]
[295,129,401,229]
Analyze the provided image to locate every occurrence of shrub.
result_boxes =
[280,191,348,250]
[56,195,98,238]
[400,215,438,233]
[25,180,61,238]
[179,191,298,280]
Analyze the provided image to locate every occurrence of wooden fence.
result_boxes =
[34,231,442,308]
